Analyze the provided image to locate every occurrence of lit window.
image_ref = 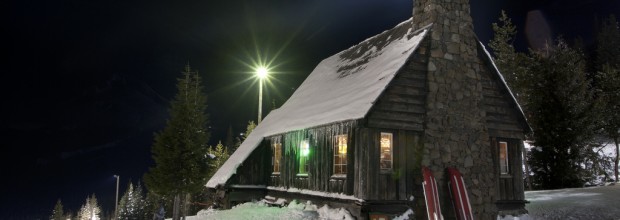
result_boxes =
[299,139,310,174]
[380,132,393,171]
[499,141,509,174]
[333,135,348,175]
[272,141,282,174]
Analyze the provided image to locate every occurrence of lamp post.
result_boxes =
[256,66,268,123]
[113,175,119,220]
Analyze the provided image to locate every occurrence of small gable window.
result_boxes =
[272,140,282,174]
[333,135,348,175]
[380,132,393,172]
[499,141,509,174]
[299,139,310,175]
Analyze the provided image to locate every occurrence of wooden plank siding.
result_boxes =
[228,141,271,186]
[355,37,428,202]
[492,138,526,202]
[265,123,357,195]
[366,37,429,132]
[477,45,528,209]
[477,46,527,140]
[353,127,423,201]
[354,127,369,199]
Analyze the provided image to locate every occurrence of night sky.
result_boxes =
[3,0,618,219]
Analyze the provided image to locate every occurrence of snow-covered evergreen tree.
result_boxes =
[50,199,64,220]
[244,120,256,140]
[207,141,230,178]
[77,194,101,220]
[233,120,256,150]
[118,181,147,220]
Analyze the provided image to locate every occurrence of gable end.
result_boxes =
[477,42,529,139]
[365,32,431,131]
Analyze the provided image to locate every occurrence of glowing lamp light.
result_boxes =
[256,66,268,79]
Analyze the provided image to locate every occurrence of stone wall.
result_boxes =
[412,0,498,219]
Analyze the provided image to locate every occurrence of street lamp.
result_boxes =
[113,175,119,220]
[256,66,268,123]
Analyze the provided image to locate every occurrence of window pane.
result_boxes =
[333,135,348,175]
[273,142,281,173]
[499,141,509,174]
[299,140,309,174]
[380,132,393,171]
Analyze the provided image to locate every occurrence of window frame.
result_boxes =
[272,140,282,175]
[298,139,310,176]
[333,134,348,177]
[499,141,509,175]
[379,132,394,173]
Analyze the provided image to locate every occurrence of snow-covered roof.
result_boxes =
[206,19,430,188]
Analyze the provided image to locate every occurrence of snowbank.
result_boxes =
[188,200,354,220]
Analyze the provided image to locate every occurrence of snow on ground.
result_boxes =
[178,185,620,220]
[525,184,620,220]
[177,200,416,220]
[183,200,355,220]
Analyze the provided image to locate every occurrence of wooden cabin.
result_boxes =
[207,0,530,219]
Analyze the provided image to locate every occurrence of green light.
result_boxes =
[301,140,310,157]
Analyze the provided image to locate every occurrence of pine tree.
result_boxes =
[233,121,256,151]
[64,211,73,220]
[118,181,147,220]
[77,194,101,220]
[118,183,131,219]
[50,199,64,220]
[596,15,620,69]
[207,141,230,178]
[144,64,211,220]
[204,141,230,208]
[143,191,164,220]
[489,10,532,105]
[595,15,620,183]
[527,40,598,189]
[243,121,256,140]
[133,181,147,218]
[596,64,620,183]
[489,10,535,189]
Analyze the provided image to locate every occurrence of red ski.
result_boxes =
[422,166,444,220]
[447,167,474,220]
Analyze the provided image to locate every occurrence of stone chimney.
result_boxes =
[412,0,478,62]
[413,0,498,219]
